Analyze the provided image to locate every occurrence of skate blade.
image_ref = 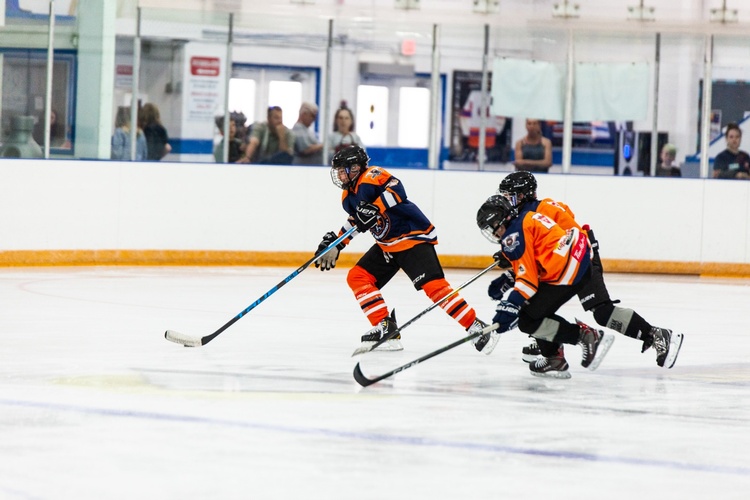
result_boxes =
[587,331,615,371]
[522,354,541,363]
[531,369,572,380]
[360,339,404,352]
[477,333,500,355]
[664,333,684,369]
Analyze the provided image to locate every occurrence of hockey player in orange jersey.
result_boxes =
[490,171,683,370]
[476,194,616,378]
[314,146,492,353]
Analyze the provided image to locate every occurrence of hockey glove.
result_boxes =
[492,291,524,333]
[354,201,379,232]
[492,250,512,269]
[488,270,515,301]
[314,231,345,271]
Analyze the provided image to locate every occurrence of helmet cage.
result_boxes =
[476,195,517,244]
[330,146,369,190]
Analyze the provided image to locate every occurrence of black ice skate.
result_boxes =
[522,339,542,363]
[470,318,498,355]
[529,346,571,379]
[577,319,615,371]
[647,327,683,369]
[360,310,402,351]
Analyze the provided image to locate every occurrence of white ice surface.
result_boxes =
[0,266,748,499]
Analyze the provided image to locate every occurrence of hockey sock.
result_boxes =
[593,303,652,340]
[347,266,388,326]
[422,278,476,329]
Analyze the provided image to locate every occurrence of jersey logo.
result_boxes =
[367,168,384,179]
[517,263,526,277]
[502,232,520,253]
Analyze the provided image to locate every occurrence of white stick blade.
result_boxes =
[164,330,203,347]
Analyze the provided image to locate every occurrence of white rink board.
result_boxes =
[1,158,749,263]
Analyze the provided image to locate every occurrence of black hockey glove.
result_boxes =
[314,231,345,271]
[488,270,515,301]
[492,250,512,269]
[354,201,379,232]
[492,300,521,333]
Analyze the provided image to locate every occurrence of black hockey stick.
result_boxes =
[165,226,357,347]
[351,260,501,356]
[353,321,506,387]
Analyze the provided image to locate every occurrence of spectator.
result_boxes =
[140,103,171,161]
[655,143,681,177]
[33,108,70,148]
[292,102,324,165]
[111,106,147,161]
[213,114,243,163]
[241,106,294,165]
[514,118,552,173]
[328,105,365,161]
[713,122,750,179]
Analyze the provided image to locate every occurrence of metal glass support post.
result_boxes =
[562,30,574,174]
[428,24,440,169]
[699,34,713,179]
[43,0,56,159]
[222,13,234,164]
[321,19,333,165]
[650,32,661,177]
[478,24,489,170]
[130,7,141,161]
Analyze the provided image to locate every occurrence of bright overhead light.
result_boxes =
[628,4,656,21]
[710,8,738,23]
[553,1,580,19]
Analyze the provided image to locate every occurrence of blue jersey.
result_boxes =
[340,166,437,252]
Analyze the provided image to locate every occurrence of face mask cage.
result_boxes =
[480,218,504,244]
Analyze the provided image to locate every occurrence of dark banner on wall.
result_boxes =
[449,70,511,163]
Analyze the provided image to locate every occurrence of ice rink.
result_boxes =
[1,265,748,499]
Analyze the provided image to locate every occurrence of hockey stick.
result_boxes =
[353,321,516,387]
[351,260,501,356]
[164,226,358,347]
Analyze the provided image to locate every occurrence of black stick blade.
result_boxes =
[353,362,377,387]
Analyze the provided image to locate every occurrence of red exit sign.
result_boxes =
[190,57,220,77]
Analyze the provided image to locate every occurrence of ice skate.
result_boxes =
[647,327,683,369]
[470,318,498,355]
[577,320,615,371]
[521,339,541,363]
[360,310,402,351]
[529,346,571,379]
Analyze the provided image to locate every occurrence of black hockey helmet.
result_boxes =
[331,145,369,190]
[498,171,537,207]
[476,195,518,244]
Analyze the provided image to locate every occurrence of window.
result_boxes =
[268,80,301,129]
[228,78,256,127]
[398,87,430,148]
[357,85,389,146]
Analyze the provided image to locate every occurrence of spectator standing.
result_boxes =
[514,119,552,173]
[111,106,147,161]
[241,106,294,165]
[328,105,365,161]
[713,122,750,179]
[292,102,324,165]
[655,143,681,177]
[140,103,171,161]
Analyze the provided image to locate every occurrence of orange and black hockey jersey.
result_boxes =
[338,166,437,253]
[500,210,591,301]
[525,198,582,232]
